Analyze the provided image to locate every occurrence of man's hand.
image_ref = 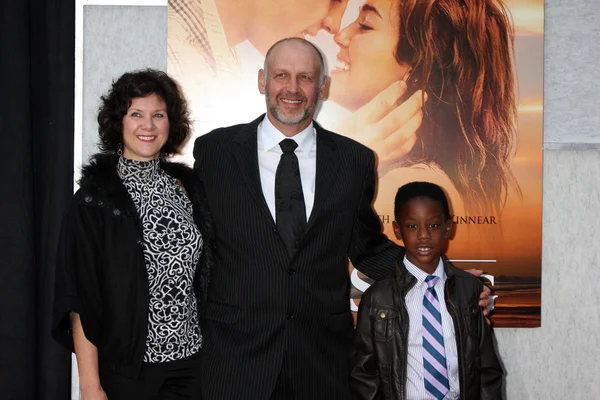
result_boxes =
[479,285,493,316]
[336,81,426,174]
[465,268,494,323]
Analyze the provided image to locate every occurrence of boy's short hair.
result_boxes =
[394,181,451,221]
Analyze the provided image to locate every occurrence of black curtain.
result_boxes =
[1,0,74,398]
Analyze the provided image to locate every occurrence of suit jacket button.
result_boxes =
[84,195,92,203]
[286,313,294,320]
[288,268,296,275]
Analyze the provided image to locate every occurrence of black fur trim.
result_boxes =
[78,153,135,214]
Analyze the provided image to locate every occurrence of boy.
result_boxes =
[351,182,503,400]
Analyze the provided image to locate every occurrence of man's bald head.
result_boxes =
[264,38,326,85]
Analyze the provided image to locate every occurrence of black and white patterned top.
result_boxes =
[119,156,203,363]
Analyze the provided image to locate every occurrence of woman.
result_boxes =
[52,69,214,399]
[330,0,520,217]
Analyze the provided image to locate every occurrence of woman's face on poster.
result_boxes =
[329,0,410,111]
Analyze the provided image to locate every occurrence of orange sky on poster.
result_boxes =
[505,0,544,35]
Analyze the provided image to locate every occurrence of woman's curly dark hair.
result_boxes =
[97,68,191,156]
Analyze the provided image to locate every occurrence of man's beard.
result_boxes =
[266,88,318,126]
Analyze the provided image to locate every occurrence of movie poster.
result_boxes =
[168,0,543,327]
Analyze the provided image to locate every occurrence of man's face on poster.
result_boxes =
[249,0,349,54]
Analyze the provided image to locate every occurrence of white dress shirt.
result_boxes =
[403,256,460,400]
[257,117,317,222]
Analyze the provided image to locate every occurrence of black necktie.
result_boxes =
[275,138,307,257]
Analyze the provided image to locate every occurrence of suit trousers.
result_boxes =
[99,352,202,400]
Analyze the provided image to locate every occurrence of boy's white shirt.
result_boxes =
[403,256,460,400]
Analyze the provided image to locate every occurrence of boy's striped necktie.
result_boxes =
[422,275,450,399]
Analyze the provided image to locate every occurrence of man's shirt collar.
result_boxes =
[260,116,315,157]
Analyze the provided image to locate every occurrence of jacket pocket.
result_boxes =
[461,303,479,337]
[202,301,241,324]
[371,308,397,342]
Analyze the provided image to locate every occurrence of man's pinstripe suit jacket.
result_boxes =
[193,115,400,399]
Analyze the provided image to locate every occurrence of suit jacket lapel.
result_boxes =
[305,123,340,234]
[232,115,274,225]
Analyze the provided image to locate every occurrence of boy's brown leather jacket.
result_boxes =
[351,256,503,400]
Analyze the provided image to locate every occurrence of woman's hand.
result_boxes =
[80,386,108,400]
[335,81,427,175]
[72,313,107,400]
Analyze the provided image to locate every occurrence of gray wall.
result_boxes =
[80,1,600,398]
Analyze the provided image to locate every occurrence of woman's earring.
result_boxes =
[117,145,123,157]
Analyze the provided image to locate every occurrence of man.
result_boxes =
[193,38,490,399]
[194,37,396,399]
